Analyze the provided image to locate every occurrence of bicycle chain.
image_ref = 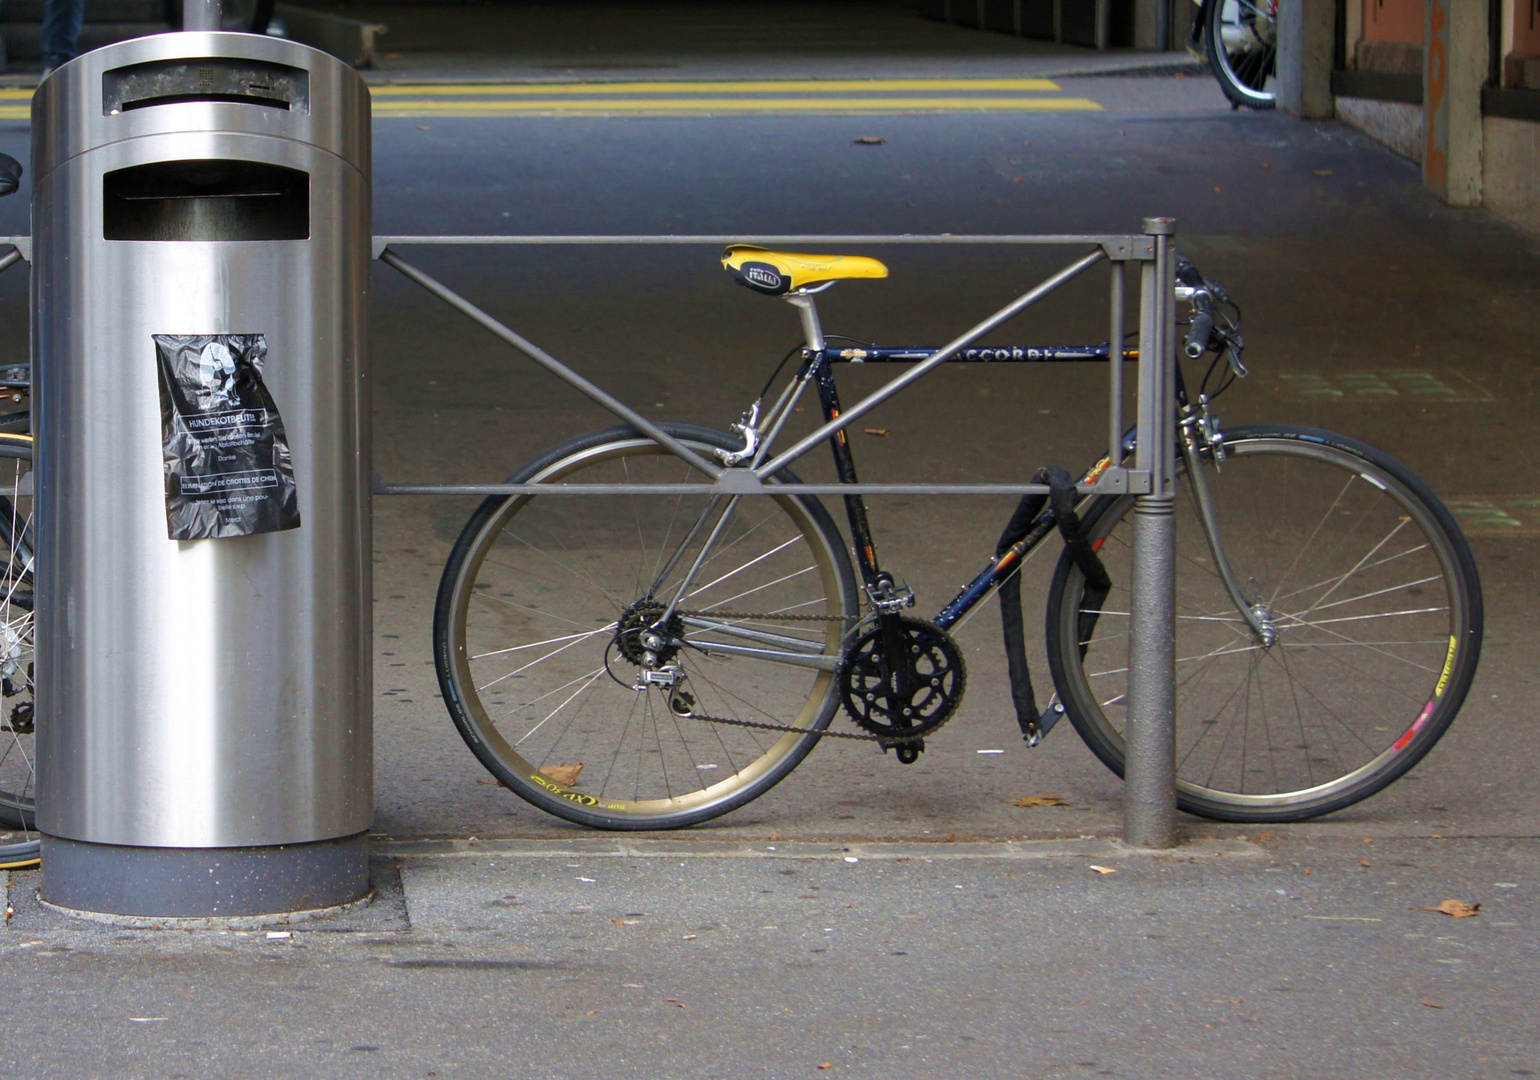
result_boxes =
[666,608,924,743]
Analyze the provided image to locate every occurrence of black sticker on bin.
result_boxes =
[155,334,300,540]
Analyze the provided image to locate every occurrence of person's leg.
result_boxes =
[40,0,86,72]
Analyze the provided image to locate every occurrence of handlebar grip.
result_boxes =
[1184,304,1215,360]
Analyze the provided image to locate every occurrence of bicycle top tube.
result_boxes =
[825,344,1135,364]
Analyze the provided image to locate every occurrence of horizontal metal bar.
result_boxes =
[756,248,1108,478]
[375,234,1140,246]
[0,238,28,263]
[378,482,1065,496]
[373,234,1155,259]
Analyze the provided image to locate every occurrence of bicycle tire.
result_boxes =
[434,424,860,830]
[1045,425,1482,822]
[1205,0,1278,110]
[0,435,34,831]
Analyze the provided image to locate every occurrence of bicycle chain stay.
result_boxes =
[664,607,929,743]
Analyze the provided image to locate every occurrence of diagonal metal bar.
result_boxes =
[0,250,22,275]
[380,249,723,479]
[755,248,1107,478]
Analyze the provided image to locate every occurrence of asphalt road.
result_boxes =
[0,74,1533,847]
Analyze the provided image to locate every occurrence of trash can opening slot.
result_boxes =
[103,161,310,242]
[103,58,311,116]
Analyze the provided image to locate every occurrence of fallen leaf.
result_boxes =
[1005,795,1068,808]
[475,778,501,786]
[1358,860,1371,867]
[1213,186,1223,193]
[863,428,891,437]
[539,762,584,786]
[1303,869,1313,876]
[664,998,686,1008]
[818,1064,834,1071]
[585,1009,598,1016]
[1417,899,1480,918]
[614,918,640,926]
[417,124,431,131]
[1421,1000,1443,1009]
[1013,176,1024,183]
[1313,169,1333,176]
[1089,865,1116,875]
[853,136,886,145]
[1261,161,1272,168]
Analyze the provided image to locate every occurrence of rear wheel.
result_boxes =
[1046,425,1482,822]
[1205,0,1278,110]
[434,425,859,830]
[0,436,34,832]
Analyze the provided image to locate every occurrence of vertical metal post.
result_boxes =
[1107,260,1125,468]
[183,0,222,31]
[1124,217,1178,849]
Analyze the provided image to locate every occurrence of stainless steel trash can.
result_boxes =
[32,31,372,918]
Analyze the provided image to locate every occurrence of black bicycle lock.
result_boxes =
[996,466,1113,745]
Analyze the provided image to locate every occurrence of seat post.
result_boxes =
[783,293,826,352]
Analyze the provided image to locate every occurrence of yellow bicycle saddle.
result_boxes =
[722,245,889,296]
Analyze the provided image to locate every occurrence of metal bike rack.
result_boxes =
[0,219,1181,848]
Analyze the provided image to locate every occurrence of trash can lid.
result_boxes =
[33,32,370,185]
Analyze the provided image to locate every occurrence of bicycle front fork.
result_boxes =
[1179,406,1277,647]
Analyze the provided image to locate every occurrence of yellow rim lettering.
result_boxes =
[1434,635,1458,698]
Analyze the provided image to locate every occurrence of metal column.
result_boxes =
[1124,217,1179,849]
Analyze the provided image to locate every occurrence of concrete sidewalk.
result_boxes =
[2,833,1535,1077]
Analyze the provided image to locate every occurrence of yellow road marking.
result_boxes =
[370,78,1062,96]
[374,96,1103,116]
[0,107,28,119]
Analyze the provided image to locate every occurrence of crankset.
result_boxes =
[839,616,966,752]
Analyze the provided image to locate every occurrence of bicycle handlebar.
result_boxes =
[1184,291,1215,359]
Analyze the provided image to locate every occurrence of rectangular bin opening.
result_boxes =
[103,58,310,115]
[103,161,310,242]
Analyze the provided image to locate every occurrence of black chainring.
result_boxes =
[839,616,966,741]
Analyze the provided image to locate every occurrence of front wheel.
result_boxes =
[434,424,860,830]
[1205,0,1278,110]
[1046,425,1482,822]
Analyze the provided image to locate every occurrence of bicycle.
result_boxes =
[0,154,38,869]
[1191,0,1278,111]
[431,244,1482,831]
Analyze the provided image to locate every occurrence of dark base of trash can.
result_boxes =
[38,831,370,919]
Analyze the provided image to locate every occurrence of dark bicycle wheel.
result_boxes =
[1046,425,1482,822]
[0,435,34,831]
[1205,0,1278,110]
[434,424,860,830]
